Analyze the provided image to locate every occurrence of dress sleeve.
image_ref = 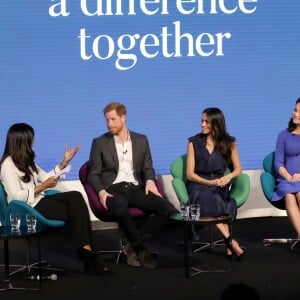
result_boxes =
[36,164,61,181]
[274,130,286,171]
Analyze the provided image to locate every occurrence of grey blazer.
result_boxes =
[87,131,156,193]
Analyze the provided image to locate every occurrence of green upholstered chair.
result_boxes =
[170,154,250,251]
[170,154,250,213]
[260,151,299,250]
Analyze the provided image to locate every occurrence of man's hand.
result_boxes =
[99,190,113,209]
[145,180,162,197]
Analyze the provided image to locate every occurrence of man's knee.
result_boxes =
[107,197,128,216]
[154,196,178,216]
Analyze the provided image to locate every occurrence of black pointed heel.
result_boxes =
[224,237,245,260]
[78,247,110,275]
[236,246,246,261]
[225,253,233,260]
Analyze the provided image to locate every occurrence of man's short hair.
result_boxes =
[103,102,127,116]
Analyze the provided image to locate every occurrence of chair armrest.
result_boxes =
[45,189,61,196]
[7,200,65,229]
[230,173,250,208]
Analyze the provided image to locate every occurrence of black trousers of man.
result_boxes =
[106,182,178,251]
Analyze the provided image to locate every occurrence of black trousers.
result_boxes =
[106,182,178,250]
[35,191,93,249]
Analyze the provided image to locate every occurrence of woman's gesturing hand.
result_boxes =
[63,144,80,164]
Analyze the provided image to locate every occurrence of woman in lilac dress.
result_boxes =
[186,107,244,258]
[273,98,300,238]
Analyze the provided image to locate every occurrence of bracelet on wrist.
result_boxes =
[60,161,67,168]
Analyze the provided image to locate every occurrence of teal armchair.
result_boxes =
[0,181,65,276]
[260,151,299,250]
[0,182,64,229]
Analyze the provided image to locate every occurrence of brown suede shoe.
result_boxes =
[137,249,158,269]
[124,244,141,267]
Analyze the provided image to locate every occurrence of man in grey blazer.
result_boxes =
[88,102,178,269]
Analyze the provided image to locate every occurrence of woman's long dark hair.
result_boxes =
[203,107,235,160]
[0,123,38,182]
[288,98,300,132]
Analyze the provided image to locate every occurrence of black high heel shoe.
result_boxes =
[224,237,245,260]
[78,247,110,275]
[225,250,233,260]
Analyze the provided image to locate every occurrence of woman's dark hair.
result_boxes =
[202,107,235,159]
[0,123,38,182]
[288,98,300,132]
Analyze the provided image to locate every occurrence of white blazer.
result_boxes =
[0,156,61,207]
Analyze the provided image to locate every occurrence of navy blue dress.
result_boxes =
[186,134,237,221]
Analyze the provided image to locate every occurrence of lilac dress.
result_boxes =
[186,134,237,221]
[272,129,300,201]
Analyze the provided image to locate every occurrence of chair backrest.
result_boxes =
[79,161,145,222]
[170,154,250,208]
[170,154,189,205]
[0,182,8,225]
[260,151,285,210]
[170,154,187,183]
[262,151,277,178]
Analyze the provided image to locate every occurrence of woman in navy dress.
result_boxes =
[186,107,244,258]
[273,98,300,238]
